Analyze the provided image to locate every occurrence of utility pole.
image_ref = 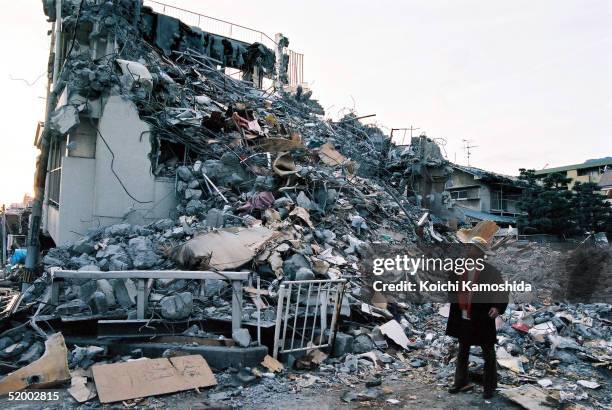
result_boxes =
[25,0,65,277]
[1,205,6,267]
[462,139,478,166]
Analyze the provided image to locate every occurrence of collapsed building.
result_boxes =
[0,0,609,407]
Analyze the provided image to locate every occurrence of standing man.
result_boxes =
[446,238,508,399]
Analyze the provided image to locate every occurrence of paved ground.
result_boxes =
[0,377,521,409]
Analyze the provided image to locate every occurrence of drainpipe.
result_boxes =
[25,0,63,277]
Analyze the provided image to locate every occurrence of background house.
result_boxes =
[598,169,612,201]
[446,164,522,226]
[535,157,612,189]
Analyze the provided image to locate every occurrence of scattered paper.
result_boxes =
[379,320,409,350]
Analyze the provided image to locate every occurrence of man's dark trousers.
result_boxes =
[454,339,497,392]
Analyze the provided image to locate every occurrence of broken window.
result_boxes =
[67,117,97,158]
[153,139,197,177]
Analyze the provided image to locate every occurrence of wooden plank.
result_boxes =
[92,355,217,403]
[53,270,249,281]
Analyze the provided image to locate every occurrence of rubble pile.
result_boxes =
[16,0,456,330]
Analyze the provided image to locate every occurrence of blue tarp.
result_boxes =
[10,248,27,265]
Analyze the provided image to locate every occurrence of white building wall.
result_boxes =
[56,156,96,244]
[93,95,176,226]
[48,94,177,245]
[46,206,60,243]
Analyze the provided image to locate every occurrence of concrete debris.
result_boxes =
[69,346,105,370]
[261,355,284,373]
[67,375,97,403]
[379,320,409,350]
[173,226,278,270]
[232,328,252,347]
[48,105,80,135]
[160,292,193,320]
[499,385,555,410]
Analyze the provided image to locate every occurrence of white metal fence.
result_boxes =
[273,279,346,358]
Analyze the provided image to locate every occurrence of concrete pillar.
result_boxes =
[274,33,288,92]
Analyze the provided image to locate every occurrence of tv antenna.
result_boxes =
[462,139,477,166]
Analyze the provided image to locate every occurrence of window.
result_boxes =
[577,166,603,178]
[450,190,467,200]
[491,191,520,212]
[450,188,479,200]
[47,138,64,207]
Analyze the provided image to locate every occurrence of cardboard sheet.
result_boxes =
[92,355,217,403]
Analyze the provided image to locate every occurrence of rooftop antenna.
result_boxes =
[462,139,477,166]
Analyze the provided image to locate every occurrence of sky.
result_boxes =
[0,0,610,205]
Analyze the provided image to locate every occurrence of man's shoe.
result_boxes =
[449,383,472,394]
[483,389,494,399]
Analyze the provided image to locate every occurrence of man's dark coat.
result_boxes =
[445,264,509,346]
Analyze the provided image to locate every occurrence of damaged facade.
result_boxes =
[38,0,303,245]
[447,164,522,226]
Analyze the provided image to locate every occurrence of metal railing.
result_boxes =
[50,270,249,330]
[143,0,305,86]
[286,49,304,86]
[273,279,346,358]
[144,0,277,49]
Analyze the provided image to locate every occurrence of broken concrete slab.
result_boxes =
[379,320,409,350]
[499,385,556,410]
[127,236,160,269]
[232,328,251,347]
[88,291,109,314]
[116,59,153,91]
[48,105,80,135]
[111,278,136,307]
[67,375,97,403]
